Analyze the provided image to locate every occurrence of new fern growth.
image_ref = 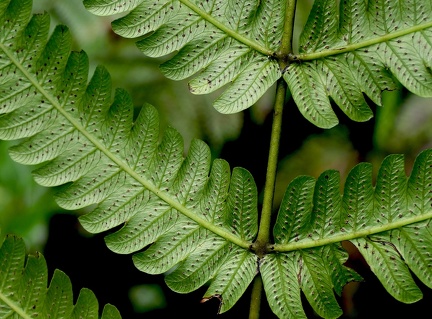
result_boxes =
[0,0,431,318]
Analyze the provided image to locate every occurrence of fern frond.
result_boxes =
[3,1,432,318]
[83,0,283,113]
[84,1,432,128]
[285,0,432,128]
[261,149,432,318]
[0,234,122,318]
[0,0,259,312]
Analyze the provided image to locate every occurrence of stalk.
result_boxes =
[253,0,297,257]
[248,1,297,318]
[248,276,263,319]
[253,79,287,255]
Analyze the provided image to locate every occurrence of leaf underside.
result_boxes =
[84,0,284,114]
[84,0,432,128]
[286,0,432,128]
[262,150,432,319]
[0,234,122,318]
[1,0,258,313]
[0,1,432,319]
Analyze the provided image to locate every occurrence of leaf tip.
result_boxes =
[200,293,222,303]
[201,294,223,314]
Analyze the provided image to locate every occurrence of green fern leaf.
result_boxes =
[3,1,432,318]
[84,0,432,128]
[284,0,432,128]
[83,0,283,113]
[0,234,122,318]
[261,149,432,318]
[0,0,258,312]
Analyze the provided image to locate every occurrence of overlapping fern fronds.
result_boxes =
[85,0,432,128]
[0,234,122,318]
[0,0,258,313]
[1,1,432,318]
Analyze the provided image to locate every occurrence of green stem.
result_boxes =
[248,2,297,317]
[253,79,286,255]
[248,77,287,319]
[278,0,297,59]
[272,210,432,252]
[296,20,432,61]
[249,275,263,319]
[253,0,297,256]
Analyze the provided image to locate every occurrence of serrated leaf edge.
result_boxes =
[0,34,250,251]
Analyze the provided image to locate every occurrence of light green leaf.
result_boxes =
[84,0,432,127]
[391,222,432,289]
[2,1,432,318]
[83,0,283,113]
[0,234,122,318]
[101,304,122,319]
[352,236,422,303]
[261,253,307,319]
[262,245,361,319]
[82,0,143,16]
[284,0,432,128]
[202,246,257,313]
[299,246,344,319]
[263,150,432,317]
[0,0,258,312]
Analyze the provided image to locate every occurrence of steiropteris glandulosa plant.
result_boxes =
[0,0,431,318]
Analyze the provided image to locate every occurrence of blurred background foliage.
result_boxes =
[0,0,431,318]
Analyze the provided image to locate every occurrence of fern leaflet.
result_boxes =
[83,0,284,113]
[0,0,258,313]
[1,1,432,318]
[262,150,432,319]
[285,0,432,128]
[85,0,432,129]
[0,234,122,318]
